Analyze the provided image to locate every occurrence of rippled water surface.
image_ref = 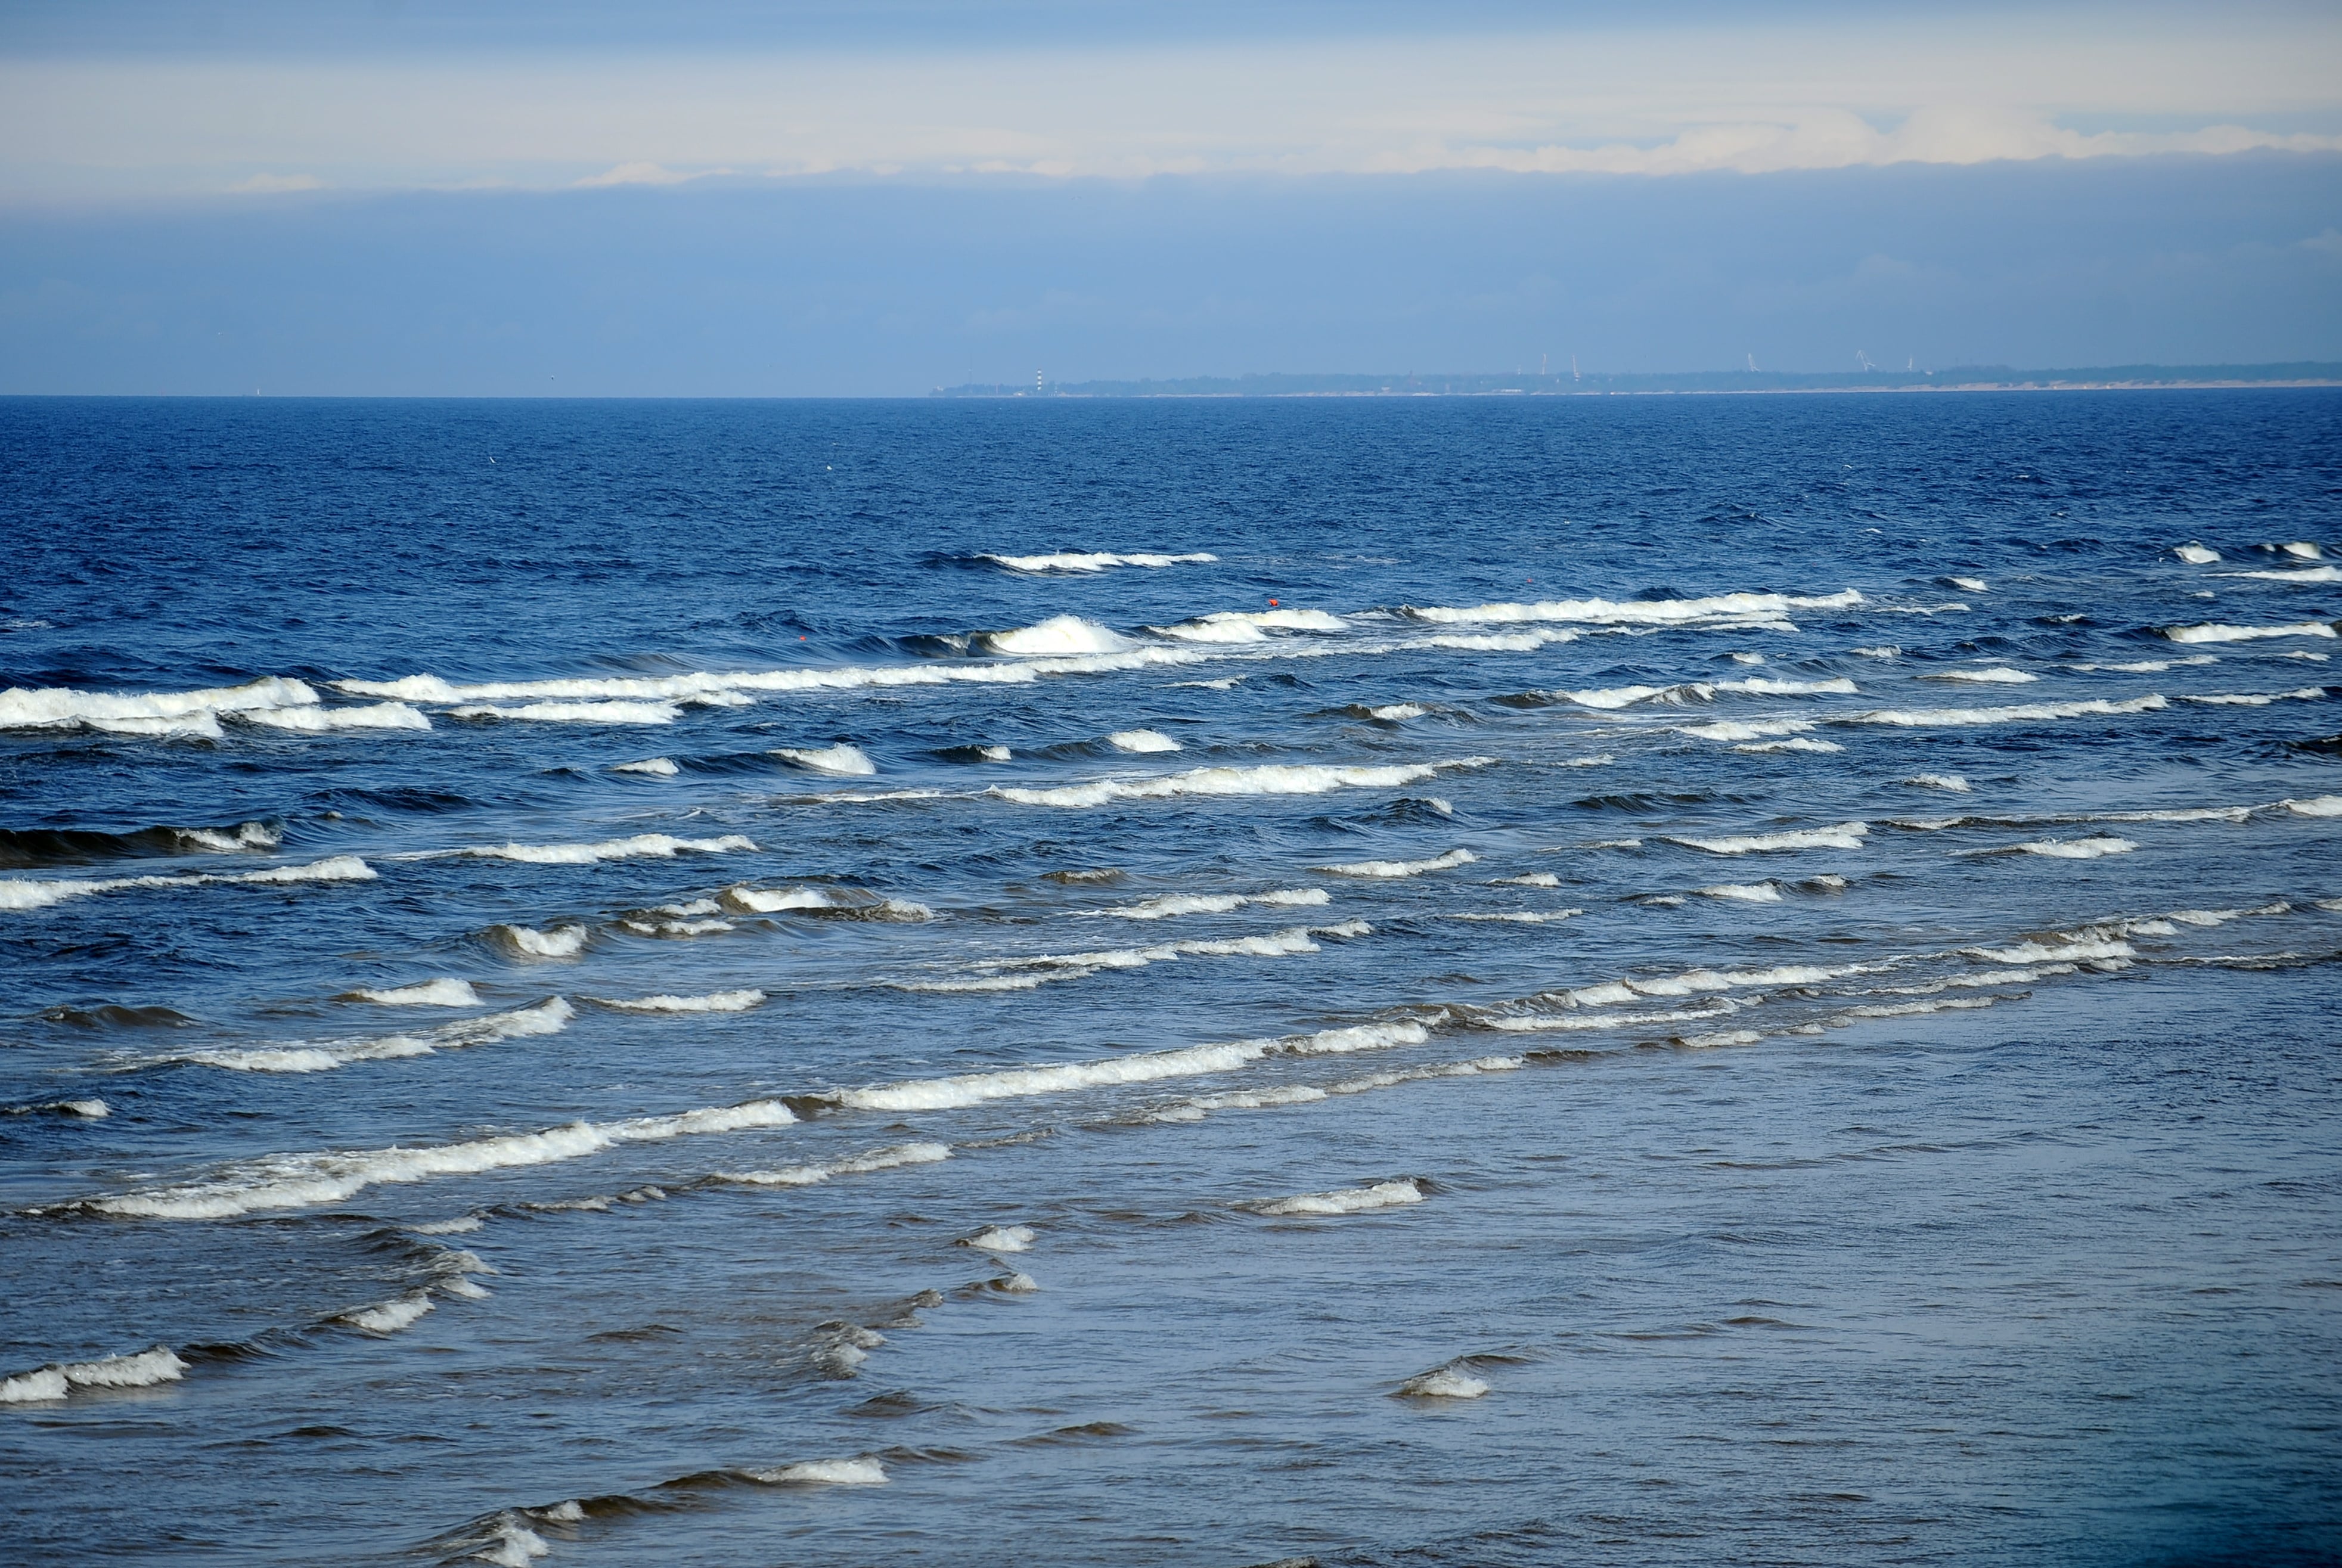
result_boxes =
[3,393,2340,1566]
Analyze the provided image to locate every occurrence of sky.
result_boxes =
[4,0,2340,393]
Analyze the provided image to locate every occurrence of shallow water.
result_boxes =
[2,392,2339,1566]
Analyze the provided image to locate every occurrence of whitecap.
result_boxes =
[1921,666,2036,684]
[994,757,1490,809]
[982,551,1214,573]
[1698,882,1782,901]
[1409,587,1861,629]
[1852,645,1900,658]
[1668,822,1867,854]
[336,1291,435,1334]
[1846,695,2167,727]
[614,757,680,775]
[773,744,877,775]
[346,979,482,1007]
[176,997,574,1074]
[1944,576,1989,592]
[1395,1367,1489,1399]
[0,855,376,914]
[1253,1179,1422,1216]
[2177,688,2327,706]
[491,923,588,959]
[1151,607,1348,641]
[1366,703,1428,720]
[982,615,1133,656]
[2166,622,2337,644]
[725,1141,951,1187]
[1493,871,1561,887]
[748,1458,888,1486]
[2003,836,2139,859]
[78,1095,797,1218]
[424,833,756,865]
[1904,773,1971,791]
[453,700,680,724]
[0,675,318,733]
[2282,794,2342,817]
[2222,566,2342,583]
[241,701,432,731]
[961,1224,1036,1253]
[1107,729,1183,753]
[1737,737,1844,754]
[1,1346,188,1404]
[1317,848,1476,878]
[1098,887,1330,920]
[2175,543,2221,564]
[591,990,766,1013]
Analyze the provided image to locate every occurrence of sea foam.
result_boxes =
[994,758,1490,809]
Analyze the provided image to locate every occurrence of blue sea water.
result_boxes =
[1,392,2339,1567]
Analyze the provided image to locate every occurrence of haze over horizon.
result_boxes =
[4,0,2340,395]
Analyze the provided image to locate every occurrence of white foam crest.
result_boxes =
[2166,622,2337,644]
[0,855,376,913]
[1410,588,1862,628]
[426,833,756,865]
[907,924,1344,992]
[1365,703,1428,720]
[994,757,1487,809]
[2283,795,2342,816]
[475,1519,553,1566]
[2074,657,2219,672]
[1842,996,2005,1020]
[1679,1028,1766,1048]
[455,700,680,724]
[592,990,766,1013]
[724,885,836,912]
[613,756,680,776]
[241,701,432,731]
[1482,1002,1734,1034]
[1670,821,1868,854]
[1559,683,1696,709]
[963,1224,1036,1252]
[2005,836,2139,859]
[1736,737,1844,754]
[169,821,282,853]
[1904,773,1971,791]
[1446,909,1583,923]
[984,551,1214,573]
[82,1095,795,1218]
[983,615,1133,656]
[830,1020,1429,1113]
[1317,848,1476,878]
[1098,887,1330,920]
[1679,718,1815,741]
[0,675,318,732]
[749,1458,888,1486]
[348,979,482,1007]
[1396,1367,1488,1399]
[2222,565,2342,582]
[773,744,877,775]
[337,1291,435,1334]
[725,1141,952,1187]
[1699,881,1782,901]
[1968,937,2135,964]
[2175,543,2221,564]
[1107,728,1183,753]
[1853,645,1900,658]
[2177,688,2328,706]
[1847,695,2167,727]
[2282,542,2329,559]
[179,997,575,1074]
[344,660,1048,704]
[1254,1178,1422,1216]
[0,1347,189,1404]
[1152,607,1348,641]
[1494,871,1561,887]
[492,923,588,958]
[1416,628,1583,651]
[1922,666,2036,684]
[1724,676,1859,695]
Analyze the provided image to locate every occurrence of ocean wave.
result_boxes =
[72,1095,798,1219]
[2165,622,2337,644]
[613,757,680,775]
[1920,666,2037,684]
[1106,728,1183,753]
[1317,848,1476,878]
[0,1346,188,1404]
[454,700,680,724]
[490,923,588,958]
[2175,543,2221,564]
[0,675,317,732]
[2219,565,2342,583]
[1251,1178,1423,1216]
[723,886,932,920]
[590,990,766,1013]
[241,701,432,731]
[1844,695,2167,727]
[981,551,1215,573]
[773,744,877,775]
[1150,608,1348,642]
[0,818,281,870]
[723,1141,951,1187]
[415,833,756,865]
[1737,737,1844,754]
[1698,881,1782,901]
[173,997,573,1074]
[1097,887,1330,920]
[1395,1365,1489,1399]
[981,615,1133,656]
[1679,718,1816,742]
[1407,588,1862,629]
[993,757,1491,809]
[1668,822,1868,854]
[344,979,482,1007]
[0,854,376,914]
[823,1019,1431,1113]
[897,922,1353,992]
[2176,688,2328,706]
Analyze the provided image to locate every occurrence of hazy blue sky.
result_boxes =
[4,1,2339,393]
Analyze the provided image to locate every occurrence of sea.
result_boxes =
[2,392,2338,1567]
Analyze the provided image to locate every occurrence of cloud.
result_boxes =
[225,172,325,193]
[574,161,729,188]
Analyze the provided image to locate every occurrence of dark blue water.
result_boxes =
[2,392,2339,1567]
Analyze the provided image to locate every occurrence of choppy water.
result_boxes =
[3,393,2340,1567]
